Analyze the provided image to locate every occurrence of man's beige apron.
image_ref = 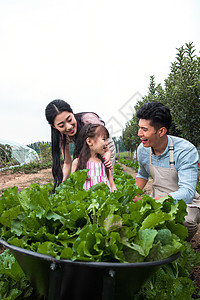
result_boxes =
[149,137,200,241]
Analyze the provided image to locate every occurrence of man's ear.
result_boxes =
[86,137,93,146]
[159,127,167,137]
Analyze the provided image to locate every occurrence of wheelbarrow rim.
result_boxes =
[0,238,180,269]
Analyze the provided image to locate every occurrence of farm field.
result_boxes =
[0,167,54,195]
[0,162,200,298]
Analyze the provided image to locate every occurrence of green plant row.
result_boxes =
[118,157,139,172]
[1,161,52,174]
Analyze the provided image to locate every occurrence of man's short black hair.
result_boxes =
[136,102,172,131]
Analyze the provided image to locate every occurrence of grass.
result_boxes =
[116,151,136,159]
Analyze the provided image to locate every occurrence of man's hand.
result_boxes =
[133,194,143,203]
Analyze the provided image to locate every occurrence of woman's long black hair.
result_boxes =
[45,99,73,191]
[75,123,110,178]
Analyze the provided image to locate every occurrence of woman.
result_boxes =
[45,99,116,191]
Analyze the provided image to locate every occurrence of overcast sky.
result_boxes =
[0,0,200,145]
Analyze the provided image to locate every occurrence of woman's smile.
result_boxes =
[67,127,75,135]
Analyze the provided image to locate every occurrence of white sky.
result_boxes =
[0,0,200,145]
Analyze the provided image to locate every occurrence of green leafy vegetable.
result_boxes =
[137,241,200,299]
[0,249,40,300]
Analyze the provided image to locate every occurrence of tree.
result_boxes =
[122,115,140,157]
[123,42,200,149]
[165,42,200,146]
[39,143,52,163]
[112,137,126,154]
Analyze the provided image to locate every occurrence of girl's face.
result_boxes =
[88,133,108,156]
[54,111,77,136]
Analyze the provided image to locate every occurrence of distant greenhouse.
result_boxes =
[0,138,40,168]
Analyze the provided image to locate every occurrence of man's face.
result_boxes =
[138,119,160,148]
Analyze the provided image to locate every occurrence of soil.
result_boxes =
[0,168,54,195]
[0,164,200,296]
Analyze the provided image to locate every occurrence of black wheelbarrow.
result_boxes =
[0,239,179,300]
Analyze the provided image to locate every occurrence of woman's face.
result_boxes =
[54,111,77,136]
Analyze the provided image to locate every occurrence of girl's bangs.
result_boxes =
[96,125,109,138]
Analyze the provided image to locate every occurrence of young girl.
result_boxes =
[71,124,117,192]
[45,99,116,191]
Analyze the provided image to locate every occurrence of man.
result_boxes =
[135,102,200,241]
